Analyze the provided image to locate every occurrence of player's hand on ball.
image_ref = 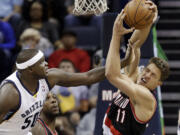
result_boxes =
[145,0,158,24]
[113,10,134,36]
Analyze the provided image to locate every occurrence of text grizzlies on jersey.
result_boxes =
[21,100,44,118]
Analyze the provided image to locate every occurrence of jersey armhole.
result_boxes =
[45,78,52,91]
[130,99,157,124]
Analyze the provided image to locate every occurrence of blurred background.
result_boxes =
[0,0,179,135]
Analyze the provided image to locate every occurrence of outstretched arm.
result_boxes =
[47,66,105,88]
[47,56,132,88]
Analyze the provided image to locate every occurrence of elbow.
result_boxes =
[105,70,115,81]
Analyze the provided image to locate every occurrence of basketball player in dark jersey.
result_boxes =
[104,2,169,135]
[31,92,59,135]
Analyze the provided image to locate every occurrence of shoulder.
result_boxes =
[31,119,47,135]
[76,48,89,55]
[0,82,20,102]
[132,88,157,122]
[132,85,157,112]
[133,85,155,101]
[0,82,20,119]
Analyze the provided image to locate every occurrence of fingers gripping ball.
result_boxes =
[124,0,155,29]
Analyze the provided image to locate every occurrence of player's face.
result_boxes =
[32,56,48,78]
[137,63,162,90]
[43,92,59,115]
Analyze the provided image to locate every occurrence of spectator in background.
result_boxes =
[88,49,103,99]
[0,21,16,49]
[52,59,89,135]
[19,28,54,58]
[64,0,102,29]
[48,30,91,72]
[76,96,97,135]
[52,59,89,115]
[17,0,61,48]
[0,0,22,30]
[0,20,16,82]
[46,0,68,35]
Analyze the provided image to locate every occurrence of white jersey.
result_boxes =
[0,71,50,135]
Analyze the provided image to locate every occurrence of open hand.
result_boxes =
[113,10,134,37]
[145,0,158,24]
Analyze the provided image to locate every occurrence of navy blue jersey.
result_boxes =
[103,92,156,135]
[38,118,58,135]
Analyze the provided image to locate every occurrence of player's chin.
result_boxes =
[51,107,60,114]
[52,110,60,116]
[40,71,47,78]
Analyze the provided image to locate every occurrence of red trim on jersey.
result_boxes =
[38,119,48,135]
[38,119,58,135]
[130,95,157,124]
[105,115,123,135]
[106,106,111,113]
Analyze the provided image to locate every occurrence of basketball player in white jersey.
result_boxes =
[0,48,105,135]
[0,42,135,135]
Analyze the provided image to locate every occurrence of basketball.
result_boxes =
[124,0,155,29]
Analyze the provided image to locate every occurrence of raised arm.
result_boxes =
[105,10,156,102]
[105,10,139,98]
[126,0,158,79]
[124,28,152,81]
[106,11,134,79]
[126,25,153,78]
[0,83,19,124]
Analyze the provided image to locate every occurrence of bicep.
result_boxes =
[107,74,136,99]
[0,83,19,123]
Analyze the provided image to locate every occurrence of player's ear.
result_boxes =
[27,66,34,73]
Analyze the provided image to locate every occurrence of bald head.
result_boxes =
[16,49,39,64]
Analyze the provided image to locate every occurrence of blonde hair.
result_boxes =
[20,28,41,42]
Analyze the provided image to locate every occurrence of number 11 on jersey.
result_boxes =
[116,109,125,123]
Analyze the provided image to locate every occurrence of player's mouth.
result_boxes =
[44,67,48,74]
[140,77,147,84]
[52,104,59,111]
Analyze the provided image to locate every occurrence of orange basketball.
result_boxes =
[124,0,155,29]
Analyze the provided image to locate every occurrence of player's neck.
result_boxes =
[40,113,56,132]
[17,72,39,92]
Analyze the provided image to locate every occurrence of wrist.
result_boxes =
[112,33,121,40]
